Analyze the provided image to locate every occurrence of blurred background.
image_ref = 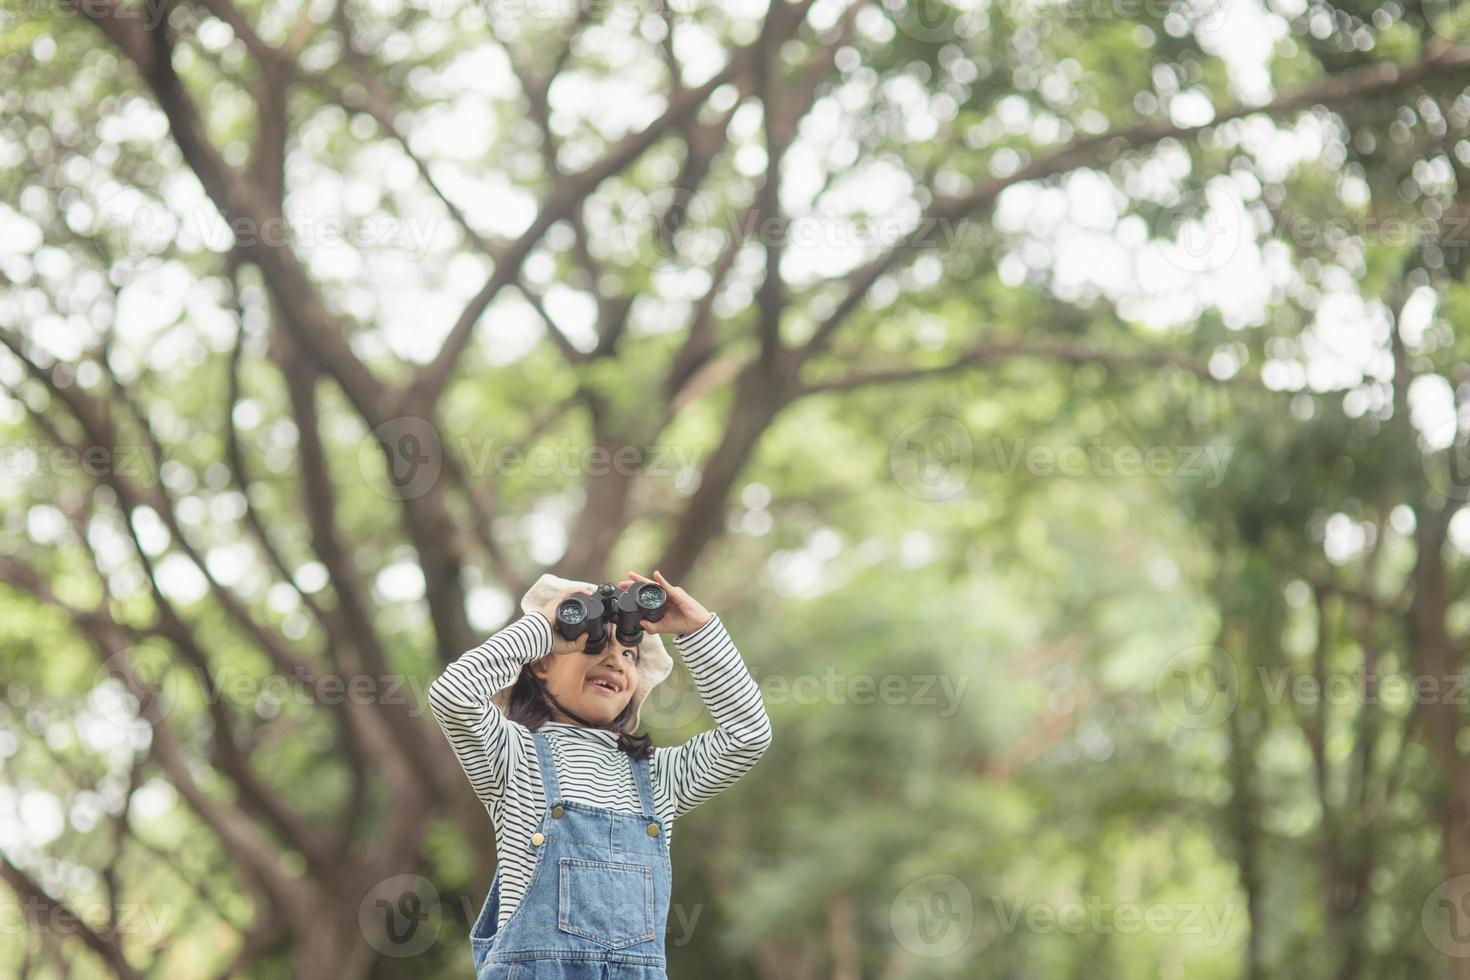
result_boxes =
[3,0,1470,976]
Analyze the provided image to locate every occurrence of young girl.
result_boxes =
[428,569,773,979]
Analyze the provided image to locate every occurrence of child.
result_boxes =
[428,569,774,978]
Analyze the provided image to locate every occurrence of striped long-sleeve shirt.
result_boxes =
[428,610,773,930]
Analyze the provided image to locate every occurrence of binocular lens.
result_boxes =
[553,581,668,654]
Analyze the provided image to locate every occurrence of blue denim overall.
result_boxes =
[469,730,671,979]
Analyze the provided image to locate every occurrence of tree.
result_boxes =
[3,0,1470,974]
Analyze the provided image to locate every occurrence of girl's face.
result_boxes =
[531,637,640,725]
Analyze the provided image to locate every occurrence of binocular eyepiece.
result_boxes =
[554,581,668,654]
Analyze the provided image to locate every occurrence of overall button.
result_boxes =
[531,832,545,846]
[552,805,565,819]
[646,823,659,837]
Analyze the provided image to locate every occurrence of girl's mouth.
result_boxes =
[586,677,620,695]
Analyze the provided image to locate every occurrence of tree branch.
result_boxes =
[797,37,1470,366]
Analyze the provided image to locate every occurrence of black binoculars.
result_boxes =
[554,582,668,654]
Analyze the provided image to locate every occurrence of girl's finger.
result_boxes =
[653,569,683,598]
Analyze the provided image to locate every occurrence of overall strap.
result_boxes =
[632,748,656,818]
[529,731,562,802]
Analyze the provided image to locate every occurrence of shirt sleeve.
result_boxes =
[427,611,551,807]
[653,612,774,821]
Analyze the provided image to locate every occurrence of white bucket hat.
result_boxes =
[490,572,675,732]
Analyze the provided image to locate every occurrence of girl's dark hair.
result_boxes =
[505,666,654,760]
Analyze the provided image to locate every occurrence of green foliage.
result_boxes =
[4,0,1470,976]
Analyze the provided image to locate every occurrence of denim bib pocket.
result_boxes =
[557,857,655,949]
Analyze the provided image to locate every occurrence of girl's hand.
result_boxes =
[539,587,594,655]
[617,570,711,637]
